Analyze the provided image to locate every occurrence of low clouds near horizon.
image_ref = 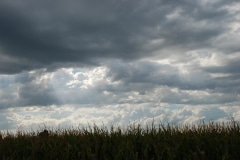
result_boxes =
[0,0,240,131]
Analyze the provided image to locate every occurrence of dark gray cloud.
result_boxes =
[0,0,238,74]
[0,70,58,108]
[17,82,57,106]
[104,59,240,105]
[0,0,240,130]
[107,60,215,90]
[1,56,240,109]
[204,58,240,74]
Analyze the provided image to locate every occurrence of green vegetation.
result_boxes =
[0,120,240,160]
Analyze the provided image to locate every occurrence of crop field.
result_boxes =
[0,120,240,160]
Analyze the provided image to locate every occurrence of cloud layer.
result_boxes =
[0,0,240,131]
[1,0,239,73]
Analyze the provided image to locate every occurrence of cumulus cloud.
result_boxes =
[1,58,239,109]
[1,104,239,131]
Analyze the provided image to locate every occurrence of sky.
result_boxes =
[0,0,240,131]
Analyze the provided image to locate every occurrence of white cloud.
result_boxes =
[1,104,239,132]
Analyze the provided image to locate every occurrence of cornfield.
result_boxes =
[0,120,239,160]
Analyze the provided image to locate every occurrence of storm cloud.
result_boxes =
[0,0,240,131]
[0,0,239,73]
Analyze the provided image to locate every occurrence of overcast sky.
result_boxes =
[0,0,240,131]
